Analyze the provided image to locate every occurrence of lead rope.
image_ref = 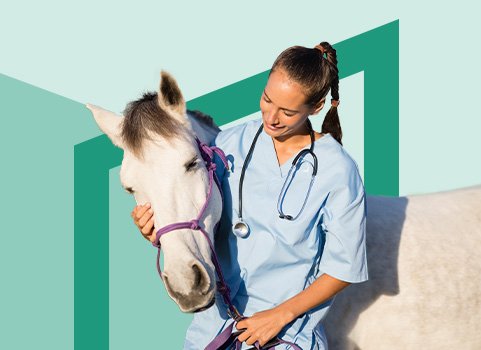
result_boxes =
[153,137,301,350]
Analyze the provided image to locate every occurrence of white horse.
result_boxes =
[324,184,481,349]
[87,71,222,313]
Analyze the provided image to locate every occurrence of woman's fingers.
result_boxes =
[142,216,155,234]
[131,203,156,241]
[138,208,153,227]
[237,330,253,344]
[130,203,155,242]
[133,203,151,222]
[143,217,156,242]
[131,204,148,226]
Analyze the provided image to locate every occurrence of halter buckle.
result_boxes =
[226,304,245,323]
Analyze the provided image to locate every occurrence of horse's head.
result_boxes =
[86,71,222,312]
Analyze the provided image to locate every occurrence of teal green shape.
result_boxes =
[74,135,120,350]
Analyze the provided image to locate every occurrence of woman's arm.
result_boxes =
[235,273,350,347]
[275,273,350,324]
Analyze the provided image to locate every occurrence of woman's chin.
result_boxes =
[263,123,286,136]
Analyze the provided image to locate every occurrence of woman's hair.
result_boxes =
[270,42,342,145]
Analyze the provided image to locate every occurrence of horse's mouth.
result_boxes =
[193,296,216,313]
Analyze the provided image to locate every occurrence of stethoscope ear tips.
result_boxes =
[279,214,294,220]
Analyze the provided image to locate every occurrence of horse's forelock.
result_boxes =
[121,91,183,156]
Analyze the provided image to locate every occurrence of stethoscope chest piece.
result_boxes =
[232,219,250,238]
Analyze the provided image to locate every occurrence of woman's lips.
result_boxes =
[266,124,284,131]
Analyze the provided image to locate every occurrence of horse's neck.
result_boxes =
[186,111,220,145]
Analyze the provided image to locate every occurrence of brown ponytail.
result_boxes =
[270,41,343,145]
[316,42,342,145]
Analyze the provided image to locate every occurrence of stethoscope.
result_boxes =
[232,119,319,238]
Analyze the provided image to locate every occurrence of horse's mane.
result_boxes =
[187,109,220,132]
[121,91,183,155]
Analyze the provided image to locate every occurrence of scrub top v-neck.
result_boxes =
[184,118,368,350]
[259,126,329,178]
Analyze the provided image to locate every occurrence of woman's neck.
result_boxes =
[272,123,322,149]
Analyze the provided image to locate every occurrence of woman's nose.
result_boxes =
[265,108,280,124]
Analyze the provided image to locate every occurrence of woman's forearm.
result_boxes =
[275,273,351,324]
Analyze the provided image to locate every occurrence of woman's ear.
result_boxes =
[311,98,326,115]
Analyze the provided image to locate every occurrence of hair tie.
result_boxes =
[331,99,340,108]
[314,44,327,55]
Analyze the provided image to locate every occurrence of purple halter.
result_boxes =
[151,137,301,350]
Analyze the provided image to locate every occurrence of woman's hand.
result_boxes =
[235,307,292,347]
[131,203,156,242]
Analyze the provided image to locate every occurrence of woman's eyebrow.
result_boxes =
[263,90,300,113]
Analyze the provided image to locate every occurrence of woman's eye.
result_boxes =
[125,187,134,194]
[284,111,295,117]
[263,96,271,103]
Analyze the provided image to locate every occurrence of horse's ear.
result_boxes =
[86,103,124,149]
[158,70,186,117]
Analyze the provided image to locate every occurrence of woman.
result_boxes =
[132,42,368,349]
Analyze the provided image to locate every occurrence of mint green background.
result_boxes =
[1,2,480,350]
[2,1,480,195]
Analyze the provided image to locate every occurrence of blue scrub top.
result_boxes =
[184,119,368,350]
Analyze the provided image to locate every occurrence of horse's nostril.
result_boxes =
[191,262,211,294]
[192,264,202,288]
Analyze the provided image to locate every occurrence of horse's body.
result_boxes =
[324,184,481,349]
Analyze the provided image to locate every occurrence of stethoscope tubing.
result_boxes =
[237,125,264,221]
[234,119,318,236]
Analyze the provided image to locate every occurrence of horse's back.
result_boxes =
[324,185,481,349]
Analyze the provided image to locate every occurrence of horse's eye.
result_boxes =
[185,156,199,172]
[125,187,134,194]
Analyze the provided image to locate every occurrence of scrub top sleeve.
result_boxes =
[318,166,369,284]
[209,134,227,183]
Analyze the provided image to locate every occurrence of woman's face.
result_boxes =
[260,67,324,140]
